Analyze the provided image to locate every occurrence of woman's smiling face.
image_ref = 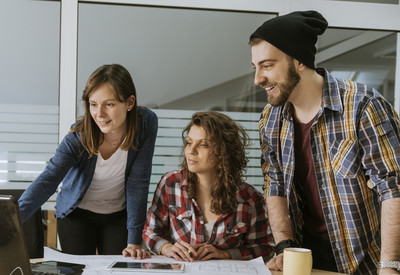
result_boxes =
[89,82,134,135]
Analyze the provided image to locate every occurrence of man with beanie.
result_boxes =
[250,10,400,275]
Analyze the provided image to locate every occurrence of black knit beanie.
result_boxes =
[249,10,328,69]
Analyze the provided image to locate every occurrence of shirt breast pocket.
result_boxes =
[216,222,247,246]
[329,138,362,178]
[169,206,193,232]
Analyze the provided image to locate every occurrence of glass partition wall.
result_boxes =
[76,4,272,116]
[318,30,397,106]
[0,0,60,249]
[76,4,398,115]
[0,0,60,195]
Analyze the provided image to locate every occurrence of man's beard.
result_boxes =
[267,61,301,107]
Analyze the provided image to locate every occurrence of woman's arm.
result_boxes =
[142,174,171,254]
[18,132,83,222]
[125,108,158,245]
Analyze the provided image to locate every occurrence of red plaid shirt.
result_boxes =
[143,170,273,260]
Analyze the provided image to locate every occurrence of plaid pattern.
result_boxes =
[143,169,274,260]
[260,68,400,274]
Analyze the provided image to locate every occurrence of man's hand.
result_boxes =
[193,243,230,261]
[160,241,197,262]
[122,244,151,259]
[379,268,400,274]
[266,254,284,271]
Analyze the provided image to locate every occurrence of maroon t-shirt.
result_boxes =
[293,116,328,237]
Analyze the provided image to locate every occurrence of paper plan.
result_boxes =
[43,246,271,275]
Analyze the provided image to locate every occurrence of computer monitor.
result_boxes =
[0,195,85,275]
[0,195,33,275]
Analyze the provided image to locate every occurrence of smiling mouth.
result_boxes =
[98,120,111,126]
[264,84,276,91]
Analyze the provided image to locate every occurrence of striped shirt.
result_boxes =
[143,169,274,261]
[260,68,400,274]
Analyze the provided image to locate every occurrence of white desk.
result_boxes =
[32,247,270,275]
[32,247,347,275]
[31,259,346,275]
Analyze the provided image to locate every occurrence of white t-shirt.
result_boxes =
[204,221,215,241]
[79,148,128,214]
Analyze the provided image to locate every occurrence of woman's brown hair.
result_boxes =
[70,64,138,157]
[181,111,250,214]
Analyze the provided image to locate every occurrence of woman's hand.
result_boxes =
[194,243,230,261]
[122,244,151,259]
[160,241,197,262]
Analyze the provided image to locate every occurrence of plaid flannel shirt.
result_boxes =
[143,169,273,260]
[260,68,400,274]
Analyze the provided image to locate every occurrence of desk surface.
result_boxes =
[32,259,345,275]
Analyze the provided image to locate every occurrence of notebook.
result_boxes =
[0,195,85,275]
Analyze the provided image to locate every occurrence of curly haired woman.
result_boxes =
[143,111,273,262]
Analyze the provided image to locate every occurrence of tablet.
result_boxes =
[108,262,185,273]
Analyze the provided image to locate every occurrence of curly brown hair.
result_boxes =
[70,64,139,157]
[181,111,250,215]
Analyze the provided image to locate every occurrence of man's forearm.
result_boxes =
[381,197,400,261]
[266,195,294,244]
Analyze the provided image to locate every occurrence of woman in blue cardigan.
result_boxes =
[18,64,158,258]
